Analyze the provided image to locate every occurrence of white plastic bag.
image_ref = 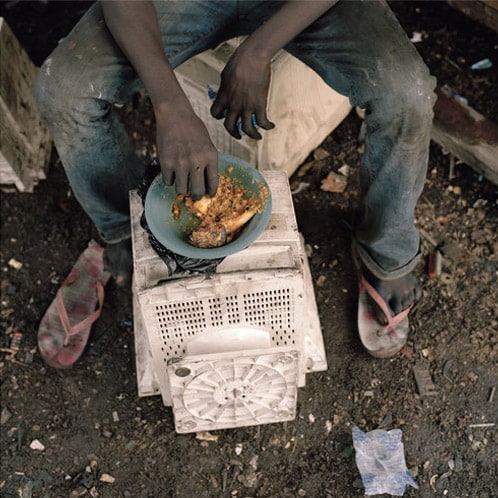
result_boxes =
[352,426,418,496]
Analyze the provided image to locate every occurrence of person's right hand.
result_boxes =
[155,106,219,200]
[101,1,220,200]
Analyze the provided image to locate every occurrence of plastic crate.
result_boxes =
[131,171,302,291]
[175,38,352,177]
[131,171,327,432]
[168,348,300,433]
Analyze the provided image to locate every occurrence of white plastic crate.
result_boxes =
[131,171,302,291]
[131,171,327,432]
[175,38,352,177]
[168,348,299,433]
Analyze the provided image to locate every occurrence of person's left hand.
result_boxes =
[210,46,275,139]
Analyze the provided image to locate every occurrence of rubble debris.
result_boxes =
[313,147,330,161]
[291,182,310,195]
[0,407,12,425]
[320,171,348,193]
[413,364,438,396]
[29,439,45,451]
[100,473,116,484]
[410,31,423,43]
[8,258,23,270]
[488,386,496,403]
[195,431,219,442]
[428,250,443,278]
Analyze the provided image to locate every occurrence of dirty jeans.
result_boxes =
[34,0,436,280]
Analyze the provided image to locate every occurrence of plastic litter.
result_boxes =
[470,58,493,70]
[442,86,468,105]
[352,426,418,496]
[410,32,423,43]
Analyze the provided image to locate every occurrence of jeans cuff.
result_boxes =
[352,239,422,280]
[99,228,131,245]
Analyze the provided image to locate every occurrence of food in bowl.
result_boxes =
[172,171,269,248]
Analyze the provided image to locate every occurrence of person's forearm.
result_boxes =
[100,1,190,112]
[240,0,338,61]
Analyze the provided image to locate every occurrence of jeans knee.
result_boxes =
[34,58,113,132]
[402,74,435,121]
[366,62,436,144]
[387,59,436,124]
[33,63,53,123]
[33,58,72,126]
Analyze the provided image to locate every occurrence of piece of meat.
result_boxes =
[189,208,258,248]
[174,174,266,248]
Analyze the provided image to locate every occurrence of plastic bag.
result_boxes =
[352,426,418,496]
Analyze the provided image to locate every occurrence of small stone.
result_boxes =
[100,473,115,484]
[1,407,12,425]
[467,371,478,382]
[102,428,114,438]
[29,439,45,451]
[8,258,23,270]
[313,147,330,160]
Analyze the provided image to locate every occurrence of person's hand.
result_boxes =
[155,106,218,200]
[210,45,275,140]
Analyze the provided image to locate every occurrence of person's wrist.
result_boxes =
[236,38,274,65]
[153,97,193,122]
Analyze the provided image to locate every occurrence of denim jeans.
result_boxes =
[34,0,436,279]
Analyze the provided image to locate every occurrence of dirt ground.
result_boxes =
[1,2,497,497]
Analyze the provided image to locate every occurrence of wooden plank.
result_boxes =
[0,17,52,192]
[447,0,498,32]
[432,86,498,185]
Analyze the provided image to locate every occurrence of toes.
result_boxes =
[361,268,420,323]
[375,307,389,325]
[390,288,414,315]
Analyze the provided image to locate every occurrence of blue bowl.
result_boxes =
[144,153,272,259]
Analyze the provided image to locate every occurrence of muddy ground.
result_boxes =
[1,2,497,497]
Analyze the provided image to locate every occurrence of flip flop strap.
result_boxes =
[56,279,105,345]
[360,276,411,330]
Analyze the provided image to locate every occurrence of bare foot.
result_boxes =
[103,238,133,287]
[362,266,421,324]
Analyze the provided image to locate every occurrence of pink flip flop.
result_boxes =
[357,276,412,358]
[37,242,111,369]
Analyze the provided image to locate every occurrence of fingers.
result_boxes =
[189,166,205,201]
[242,113,261,140]
[205,161,219,196]
[210,99,225,120]
[173,166,189,196]
[255,113,275,131]
[212,105,275,140]
[190,155,218,200]
[223,111,242,140]
[162,168,174,187]
[162,154,219,201]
